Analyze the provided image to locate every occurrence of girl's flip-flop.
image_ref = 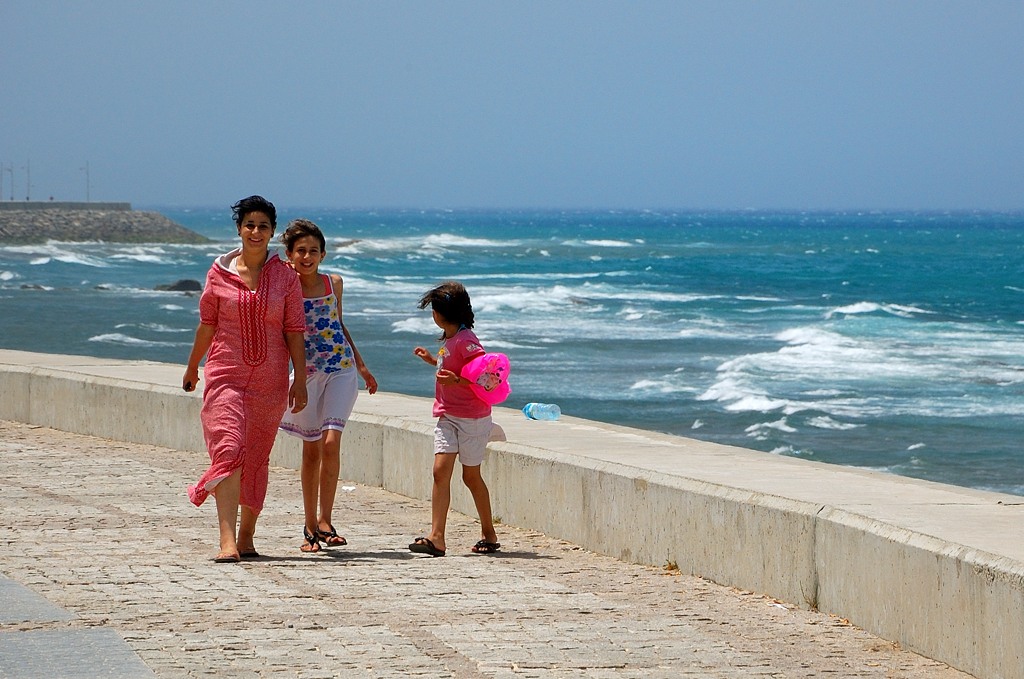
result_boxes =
[408,537,446,557]
[471,540,501,554]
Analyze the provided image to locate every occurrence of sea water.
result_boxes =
[2,207,1023,495]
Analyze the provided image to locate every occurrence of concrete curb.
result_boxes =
[0,349,1020,679]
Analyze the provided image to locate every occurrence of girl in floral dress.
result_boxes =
[278,219,377,553]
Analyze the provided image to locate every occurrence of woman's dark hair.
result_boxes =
[418,281,475,338]
[231,195,277,228]
[280,218,326,252]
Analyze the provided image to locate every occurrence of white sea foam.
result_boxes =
[0,271,15,281]
[390,317,437,335]
[619,306,647,322]
[116,322,190,334]
[807,416,862,430]
[7,243,111,268]
[338,233,515,255]
[88,333,184,347]
[458,271,602,282]
[746,418,797,438]
[677,319,747,339]
[478,339,532,350]
[825,301,931,319]
[628,377,698,395]
[110,253,167,264]
[582,239,633,247]
[160,304,185,311]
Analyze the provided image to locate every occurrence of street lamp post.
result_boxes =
[80,162,91,202]
[5,164,13,201]
[21,160,30,201]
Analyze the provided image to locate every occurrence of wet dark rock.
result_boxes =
[155,279,203,292]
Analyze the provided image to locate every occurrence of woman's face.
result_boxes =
[286,234,325,275]
[237,211,274,251]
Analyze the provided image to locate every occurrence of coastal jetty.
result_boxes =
[0,201,208,244]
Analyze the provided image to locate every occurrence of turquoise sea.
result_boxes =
[2,207,1023,495]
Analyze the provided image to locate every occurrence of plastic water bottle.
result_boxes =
[522,403,561,421]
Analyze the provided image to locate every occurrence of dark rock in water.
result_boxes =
[155,279,203,292]
[19,284,46,290]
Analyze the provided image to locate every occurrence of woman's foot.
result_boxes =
[214,552,240,563]
[237,539,259,559]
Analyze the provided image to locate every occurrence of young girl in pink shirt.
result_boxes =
[409,281,500,557]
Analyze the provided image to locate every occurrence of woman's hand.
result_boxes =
[182,367,200,392]
[289,379,308,413]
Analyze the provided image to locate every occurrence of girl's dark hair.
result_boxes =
[280,218,326,252]
[418,281,475,338]
[231,195,277,228]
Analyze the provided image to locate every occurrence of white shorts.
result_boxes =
[434,414,493,467]
[279,369,358,442]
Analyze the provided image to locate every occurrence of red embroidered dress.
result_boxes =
[187,250,305,514]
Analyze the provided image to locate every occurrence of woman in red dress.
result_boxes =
[183,195,307,563]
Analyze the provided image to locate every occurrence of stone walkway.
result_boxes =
[0,420,972,678]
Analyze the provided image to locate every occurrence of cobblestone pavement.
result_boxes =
[0,420,972,678]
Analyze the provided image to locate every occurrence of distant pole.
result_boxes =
[5,164,13,201]
[80,162,91,202]
[22,160,30,201]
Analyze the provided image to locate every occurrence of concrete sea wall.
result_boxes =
[0,349,1020,679]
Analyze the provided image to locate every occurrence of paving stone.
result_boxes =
[0,420,974,678]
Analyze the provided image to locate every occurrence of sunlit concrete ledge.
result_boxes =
[0,349,1020,679]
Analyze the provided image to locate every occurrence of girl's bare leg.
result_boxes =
[424,453,457,551]
[300,439,323,538]
[317,430,342,533]
[462,464,498,543]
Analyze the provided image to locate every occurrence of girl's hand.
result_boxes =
[360,366,378,395]
[435,368,462,386]
[413,346,436,365]
[289,380,308,413]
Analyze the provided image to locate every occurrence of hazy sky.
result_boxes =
[2,1,1022,210]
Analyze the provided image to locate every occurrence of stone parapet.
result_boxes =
[0,349,1019,679]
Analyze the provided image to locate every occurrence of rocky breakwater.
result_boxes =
[0,203,208,244]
